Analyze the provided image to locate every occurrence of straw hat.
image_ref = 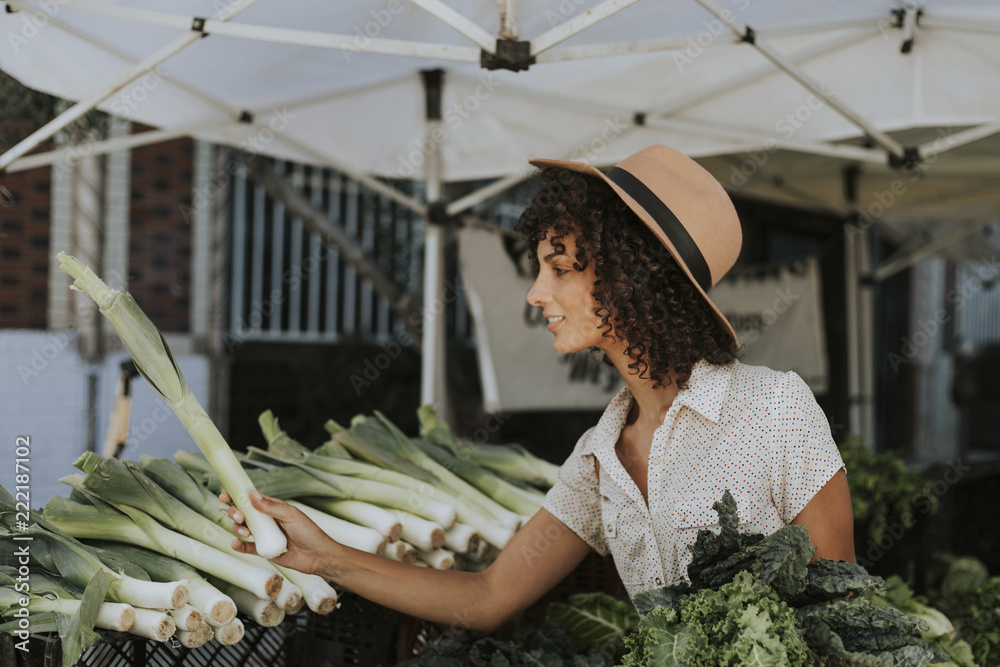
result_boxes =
[530,145,743,344]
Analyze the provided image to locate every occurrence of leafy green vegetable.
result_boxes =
[927,555,1000,666]
[546,592,639,654]
[619,571,817,666]
[625,490,950,667]
[838,438,938,544]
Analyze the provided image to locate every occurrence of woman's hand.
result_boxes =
[220,490,338,575]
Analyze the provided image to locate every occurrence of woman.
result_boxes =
[223,145,854,632]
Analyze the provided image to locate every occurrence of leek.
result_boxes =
[209,454,458,528]
[413,438,545,516]
[272,564,338,615]
[444,523,480,555]
[417,547,456,570]
[385,541,417,564]
[418,405,559,488]
[129,608,175,641]
[214,617,245,645]
[44,497,281,601]
[168,604,205,632]
[176,622,214,648]
[0,526,187,610]
[139,455,234,531]
[0,569,116,667]
[57,252,287,559]
[302,498,402,542]
[337,412,522,530]
[67,457,301,609]
[208,576,286,627]
[287,500,386,555]
[94,541,237,626]
[388,510,444,552]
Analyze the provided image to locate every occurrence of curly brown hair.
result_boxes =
[516,167,736,390]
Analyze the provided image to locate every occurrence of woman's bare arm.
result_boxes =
[224,491,591,632]
[790,468,856,562]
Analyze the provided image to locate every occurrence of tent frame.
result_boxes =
[5,0,999,436]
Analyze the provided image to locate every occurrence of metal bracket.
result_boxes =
[426,201,451,225]
[887,146,922,172]
[191,16,209,37]
[481,39,534,72]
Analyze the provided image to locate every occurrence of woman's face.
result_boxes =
[526,232,611,354]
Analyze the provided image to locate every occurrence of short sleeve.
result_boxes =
[542,427,608,556]
[768,371,845,524]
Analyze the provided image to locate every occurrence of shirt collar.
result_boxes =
[585,360,736,459]
[672,359,735,424]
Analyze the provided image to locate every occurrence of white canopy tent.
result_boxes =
[2,0,999,441]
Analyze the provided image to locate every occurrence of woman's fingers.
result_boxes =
[218,491,231,504]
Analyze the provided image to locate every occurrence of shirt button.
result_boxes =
[655,577,662,585]
[650,456,661,465]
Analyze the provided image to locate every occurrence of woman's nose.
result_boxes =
[526,273,548,307]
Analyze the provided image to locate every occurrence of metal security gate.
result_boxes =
[227,160,479,347]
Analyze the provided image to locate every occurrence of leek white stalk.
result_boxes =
[417,548,456,570]
[45,497,281,601]
[214,618,245,645]
[444,523,480,555]
[386,541,418,563]
[5,524,188,611]
[271,578,302,612]
[97,541,237,626]
[273,564,339,615]
[306,498,402,542]
[70,458,302,610]
[129,608,175,641]
[176,623,214,648]
[11,596,136,633]
[288,500,386,555]
[389,510,444,551]
[168,605,204,632]
[96,602,137,632]
[210,577,285,627]
[57,252,286,559]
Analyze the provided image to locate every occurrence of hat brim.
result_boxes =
[529,157,739,346]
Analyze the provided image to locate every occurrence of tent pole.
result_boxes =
[857,230,877,448]
[844,223,863,442]
[530,0,644,56]
[0,0,261,172]
[407,0,495,51]
[690,0,906,161]
[420,70,450,423]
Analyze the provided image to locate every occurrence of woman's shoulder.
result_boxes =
[726,360,813,404]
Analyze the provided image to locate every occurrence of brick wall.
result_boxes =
[0,128,52,329]
[127,125,193,332]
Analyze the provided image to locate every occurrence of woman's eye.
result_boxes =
[553,267,569,276]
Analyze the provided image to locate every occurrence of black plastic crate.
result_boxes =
[2,615,292,667]
[285,593,401,667]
